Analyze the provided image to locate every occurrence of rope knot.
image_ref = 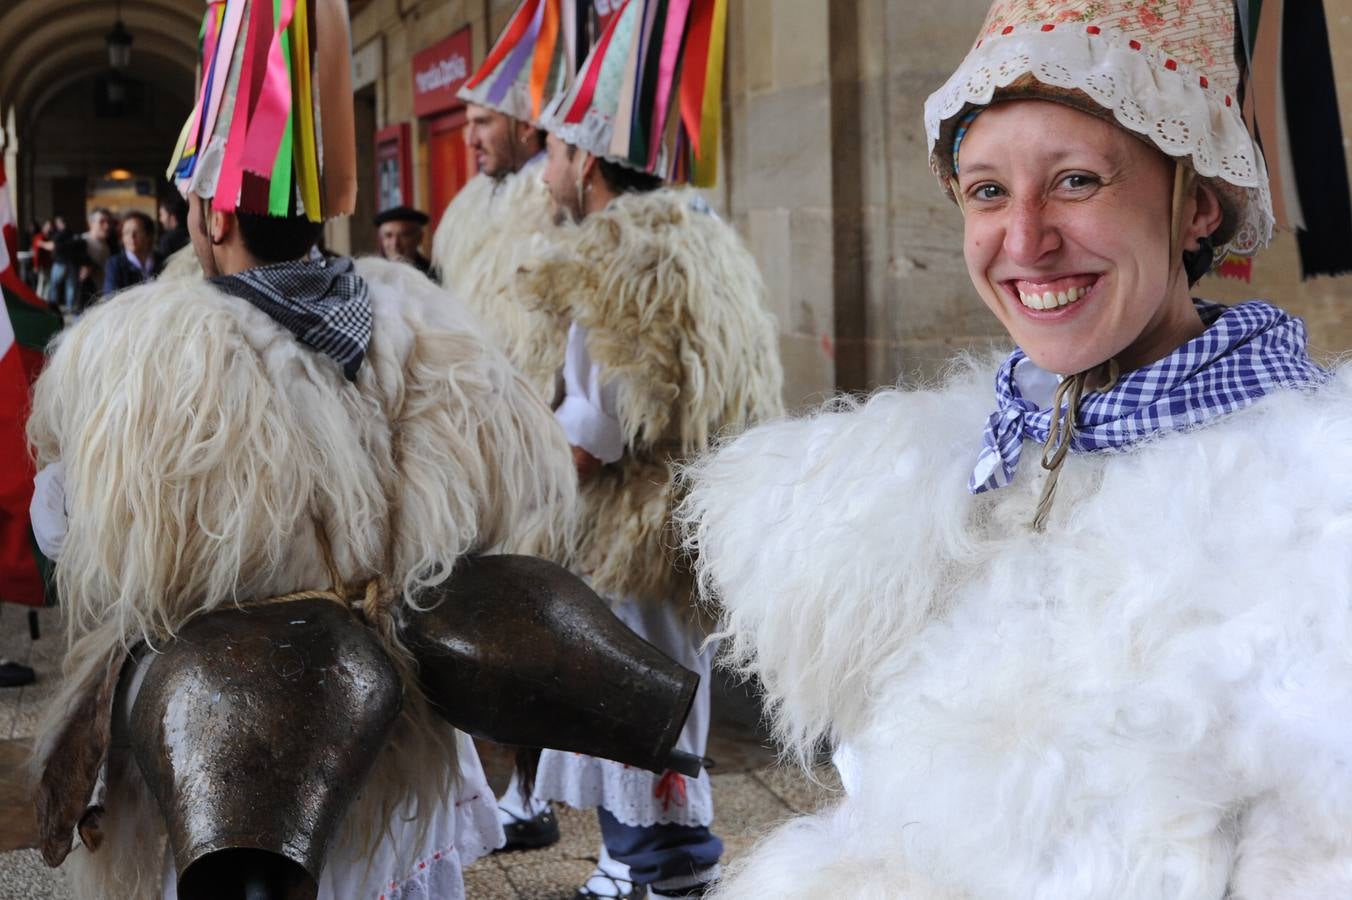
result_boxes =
[1031,358,1120,532]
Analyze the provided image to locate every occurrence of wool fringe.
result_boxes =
[520,188,784,604]
[432,168,567,404]
[28,257,575,894]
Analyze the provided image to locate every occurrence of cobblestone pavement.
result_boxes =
[0,608,840,900]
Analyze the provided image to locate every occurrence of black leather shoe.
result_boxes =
[497,806,560,852]
[0,661,34,689]
[647,880,713,898]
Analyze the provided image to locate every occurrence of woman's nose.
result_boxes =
[1003,196,1062,266]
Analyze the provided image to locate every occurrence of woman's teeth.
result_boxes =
[1017,284,1090,310]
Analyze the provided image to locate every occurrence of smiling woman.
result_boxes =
[679,1,1352,898]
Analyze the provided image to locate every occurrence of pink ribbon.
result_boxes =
[646,0,692,170]
[240,0,299,177]
[198,0,248,165]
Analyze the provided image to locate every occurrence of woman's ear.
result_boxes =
[1187,180,1224,250]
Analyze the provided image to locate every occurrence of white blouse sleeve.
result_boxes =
[30,461,68,560]
[553,323,625,465]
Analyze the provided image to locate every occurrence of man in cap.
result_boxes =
[374,204,438,279]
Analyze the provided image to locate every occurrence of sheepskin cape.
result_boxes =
[27,256,574,899]
[523,188,784,606]
[681,356,1352,899]
[431,164,566,402]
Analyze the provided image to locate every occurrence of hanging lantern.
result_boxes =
[106,2,133,70]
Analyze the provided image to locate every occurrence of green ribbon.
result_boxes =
[268,0,296,216]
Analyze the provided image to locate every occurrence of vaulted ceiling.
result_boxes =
[0,0,202,134]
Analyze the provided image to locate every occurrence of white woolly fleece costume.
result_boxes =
[431,157,566,402]
[28,257,575,900]
[520,188,784,831]
[681,355,1352,900]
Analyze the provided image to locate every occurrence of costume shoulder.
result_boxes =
[432,165,554,299]
[28,261,572,646]
[432,172,497,297]
[678,356,1003,755]
[28,276,313,641]
[525,188,784,452]
[160,243,203,281]
[354,255,576,563]
[431,165,564,401]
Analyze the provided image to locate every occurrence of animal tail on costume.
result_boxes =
[58,757,166,900]
[30,624,165,900]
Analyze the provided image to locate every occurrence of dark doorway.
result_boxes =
[50,177,87,227]
[351,84,378,257]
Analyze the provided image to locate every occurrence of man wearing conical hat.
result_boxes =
[506,1,783,897]
[430,0,590,402]
[26,1,574,897]
[680,1,1352,898]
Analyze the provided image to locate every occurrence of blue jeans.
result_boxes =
[49,262,77,311]
[598,808,722,888]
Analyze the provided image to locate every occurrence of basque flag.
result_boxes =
[0,160,60,608]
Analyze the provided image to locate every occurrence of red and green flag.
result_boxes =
[0,160,60,608]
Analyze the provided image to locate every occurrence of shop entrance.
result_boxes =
[424,110,472,233]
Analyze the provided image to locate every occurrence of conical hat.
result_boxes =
[538,0,729,187]
[924,0,1272,256]
[167,0,356,222]
[458,0,590,124]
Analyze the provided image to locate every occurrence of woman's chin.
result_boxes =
[1018,345,1113,378]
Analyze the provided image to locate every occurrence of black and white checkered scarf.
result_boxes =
[211,256,371,381]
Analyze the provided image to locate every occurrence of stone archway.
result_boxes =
[0,0,199,224]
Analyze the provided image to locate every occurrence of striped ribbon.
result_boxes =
[465,0,542,92]
[527,0,561,118]
[488,0,548,106]
[646,0,691,171]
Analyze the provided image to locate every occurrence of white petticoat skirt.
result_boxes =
[531,598,717,828]
[162,731,504,900]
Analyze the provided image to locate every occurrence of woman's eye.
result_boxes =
[970,184,1004,201]
[1061,173,1099,190]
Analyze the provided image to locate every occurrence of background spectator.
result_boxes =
[103,211,161,295]
[374,205,437,279]
[157,194,189,257]
[30,219,54,300]
[82,208,114,275]
[49,214,81,312]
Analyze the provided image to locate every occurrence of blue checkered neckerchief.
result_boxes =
[970,299,1327,494]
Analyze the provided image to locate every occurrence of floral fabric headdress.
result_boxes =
[925,0,1272,258]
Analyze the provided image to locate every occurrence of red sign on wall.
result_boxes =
[412,26,473,119]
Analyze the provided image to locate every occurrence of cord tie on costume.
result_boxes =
[251,517,395,626]
[1031,360,1119,532]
